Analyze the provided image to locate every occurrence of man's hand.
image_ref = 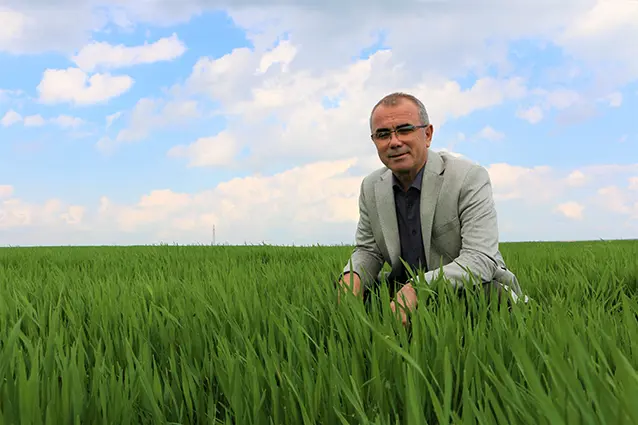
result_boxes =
[338,272,362,303]
[390,283,417,326]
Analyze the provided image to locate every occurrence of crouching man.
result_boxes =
[338,92,524,325]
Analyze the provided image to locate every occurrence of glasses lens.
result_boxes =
[374,131,391,140]
[396,126,416,136]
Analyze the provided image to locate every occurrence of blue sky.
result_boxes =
[0,0,637,246]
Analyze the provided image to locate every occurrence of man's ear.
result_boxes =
[425,124,434,147]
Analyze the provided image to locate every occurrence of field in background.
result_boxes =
[0,240,637,424]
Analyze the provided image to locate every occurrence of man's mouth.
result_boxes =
[389,152,407,159]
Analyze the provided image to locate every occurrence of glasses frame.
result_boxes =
[370,124,429,143]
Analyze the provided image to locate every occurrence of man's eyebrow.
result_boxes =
[374,123,412,132]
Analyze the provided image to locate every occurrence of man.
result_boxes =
[338,92,524,325]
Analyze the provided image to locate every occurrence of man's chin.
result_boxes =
[389,166,412,175]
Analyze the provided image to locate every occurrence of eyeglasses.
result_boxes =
[371,124,428,142]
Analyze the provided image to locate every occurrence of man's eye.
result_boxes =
[376,131,391,139]
[396,126,415,135]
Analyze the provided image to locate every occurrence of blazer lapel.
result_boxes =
[419,151,444,270]
[375,170,400,270]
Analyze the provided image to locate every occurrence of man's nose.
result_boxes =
[389,133,403,147]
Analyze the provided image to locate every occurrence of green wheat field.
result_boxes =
[0,240,637,424]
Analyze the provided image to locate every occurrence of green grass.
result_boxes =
[0,240,637,424]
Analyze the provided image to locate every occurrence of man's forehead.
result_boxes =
[371,101,419,126]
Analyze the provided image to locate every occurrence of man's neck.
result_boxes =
[395,172,416,192]
[394,161,426,191]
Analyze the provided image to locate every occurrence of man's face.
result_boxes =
[370,99,433,177]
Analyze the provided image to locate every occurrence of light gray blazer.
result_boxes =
[342,149,523,297]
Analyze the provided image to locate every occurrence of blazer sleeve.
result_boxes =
[341,179,385,285]
[414,165,500,289]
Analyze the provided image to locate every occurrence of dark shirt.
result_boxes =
[392,166,427,283]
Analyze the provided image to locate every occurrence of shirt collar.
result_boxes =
[392,163,425,191]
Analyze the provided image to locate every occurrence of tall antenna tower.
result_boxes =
[212,224,216,245]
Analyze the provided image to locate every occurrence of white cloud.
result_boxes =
[0,7,27,45]
[0,88,22,102]
[516,88,588,124]
[1,0,636,90]
[556,0,638,85]
[94,158,362,242]
[566,170,587,187]
[226,2,598,82]
[0,157,355,243]
[541,88,582,110]
[0,2,101,54]
[60,205,86,225]
[52,115,84,128]
[106,111,122,128]
[563,0,637,38]
[1,196,87,230]
[167,131,238,167]
[628,176,638,191]
[185,46,259,103]
[105,97,201,147]
[1,109,21,127]
[181,43,528,170]
[476,125,504,141]
[72,33,187,72]
[516,105,543,124]
[596,186,632,214]
[23,114,45,127]
[97,98,201,153]
[485,162,638,208]
[37,68,133,105]
[555,201,584,220]
[1,112,84,128]
[257,39,297,74]
[578,164,638,175]
[486,163,558,204]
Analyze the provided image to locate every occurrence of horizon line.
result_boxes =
[1,238,635,249]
